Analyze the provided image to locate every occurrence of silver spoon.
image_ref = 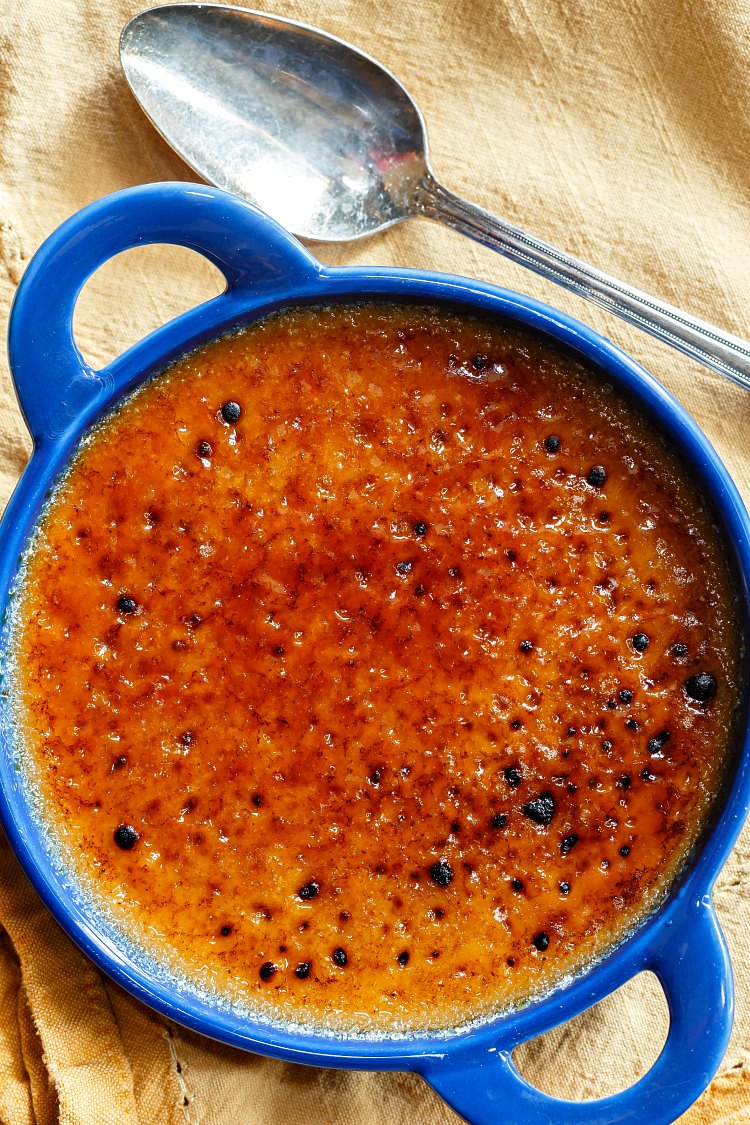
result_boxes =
[121,3,750,393]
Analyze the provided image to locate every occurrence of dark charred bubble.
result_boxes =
[642,767,656,782]
[251,793,263,807]
[298,881,320,901]
[448,566,462,579]
[504,766,523,788]
[625,718,640,732]
[397,951,410,967]
[511,878,524,892]
[220,925,232,936]
[559,881,571,895]
[370,768,382,785]
[533,932,550,952]
[273,645,285,657]
[506,957,516,967]
[522,791,556,826]
[196,439,213,459]
[632,632,650,653]
[117,595,137,615]
[413,521,428,537]
[598,511,610,523]
[511,719,523,730]
[220,400,242,424]
[519,640,534,654]
[295,962,311,979]
[586,465,607,488]
[616,774,632,790]
[606,698,617,710]
[619,689,634,704]
[112,756,127,771]
[566,726,577,737]
[395,561,413,576]
[471,353,488,370]
[647,730,671,755]
[684,672,717,703]
[560,833,579,855]
[414,585,426,597]
[114,824,139,850]
[429,860,454,887]
[179,730,196,747]
[506,549,517,562]
[601,740,613,752]
[566,783,578,793]
[620,845,631,857]
[544,434,561,453]
[450,821,461,834]
[332,947,348,967]
[491,813,508,830]
[259,961,277,981]
[672,642,689,659]
[339,910,350,923]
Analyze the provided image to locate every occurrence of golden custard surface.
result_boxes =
[11,304,742,1033]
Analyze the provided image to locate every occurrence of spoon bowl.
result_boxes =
[121,3,750,392]
[120,4,426,240]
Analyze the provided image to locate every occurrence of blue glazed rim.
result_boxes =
[1,183,749,1125]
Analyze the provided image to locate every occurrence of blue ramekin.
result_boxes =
[1,183,749,1125]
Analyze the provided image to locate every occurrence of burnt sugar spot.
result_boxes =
[522,792,556,826]
[504,766,523,789]
[586,466,607,488]
[684,672,717,703]
[113,825,139,850]
[429,861,454,887]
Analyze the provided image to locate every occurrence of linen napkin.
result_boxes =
[0,1,748,1121]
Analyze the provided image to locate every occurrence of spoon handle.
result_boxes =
[415,174,750,392]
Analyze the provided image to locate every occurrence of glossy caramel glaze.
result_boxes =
[9,303,743,1033]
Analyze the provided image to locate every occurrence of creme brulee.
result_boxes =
[8,303,743,1033]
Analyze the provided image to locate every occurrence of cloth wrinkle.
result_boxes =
[163,1025,199,1125]
[0,1,748,1122]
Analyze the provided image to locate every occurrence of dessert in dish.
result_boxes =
[9,302,742,1032]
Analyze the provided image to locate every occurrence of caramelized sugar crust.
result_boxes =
[11,304,742,1032]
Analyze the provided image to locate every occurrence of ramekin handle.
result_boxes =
[423,897,732,1125]
[8,182,321,443]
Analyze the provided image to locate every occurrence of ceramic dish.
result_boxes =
[1,183,749,1125]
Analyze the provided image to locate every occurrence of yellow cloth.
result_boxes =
[0,0,748,1121]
